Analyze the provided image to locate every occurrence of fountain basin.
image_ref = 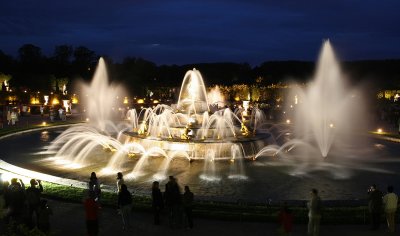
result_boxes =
[121,131,272,160]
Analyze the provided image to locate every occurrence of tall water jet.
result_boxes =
[291,40,365,157]
[177,68,209,114]
[80,58,125,132]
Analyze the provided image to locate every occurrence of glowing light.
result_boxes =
[286,119,291,124]
[52,98,60,105]
[44,95,49,105]
[153,100,159,104]
[137,99,144,104]
[377,128,383,133]
[63,100,70,112]
[0,160,87,189]
[30,97,40,104]
[86,118,90,122]
[123,97,129,104]
[188,117,196,125]
[71,95,78,104]
[42,122,47,126]
[170,143,189,151]
[329,123,334,128]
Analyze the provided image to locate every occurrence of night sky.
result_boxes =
[1,0,399,65]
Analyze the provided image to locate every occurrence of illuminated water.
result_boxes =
[1,128,399,202]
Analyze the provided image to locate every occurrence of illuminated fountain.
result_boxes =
[3,41,397,201]
[46,64,270,181]
[254,40,368,178]
[47,42,366,182]
[115,68,270,180]
[79,58,126,133]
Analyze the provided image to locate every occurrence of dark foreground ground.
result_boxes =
[0,198,391,236]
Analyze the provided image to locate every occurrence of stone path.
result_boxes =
[45,198,394,236]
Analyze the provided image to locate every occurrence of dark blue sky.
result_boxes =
[1,0,399,65]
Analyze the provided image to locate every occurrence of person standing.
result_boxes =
[368,184,383,230]
[26,179,43,228]
[164,176,182,228]
[152,181,163,225]
[183,185,194,229]
[37,200,53,234]
[116,172,124,193]
[117,184,132,230]
[40,105,44,117]
[7,178,26,224]
[84,191,99,236]
[383,185,398,233]
[10,110,17,125]
[88,172,101,202]
[58,107,64,120]
[49,109,54,122]
[307,188,322,236]
[278,202,293,236]
[6,109,11,125]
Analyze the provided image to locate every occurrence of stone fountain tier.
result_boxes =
[120,131,272,160]
[142,125,255,139]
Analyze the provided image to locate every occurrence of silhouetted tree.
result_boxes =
[51,45,73,78]
[72,46,97,81]
[15,44,51,91]
[0,50,15,75]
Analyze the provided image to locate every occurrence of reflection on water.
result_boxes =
[40,131,50,142]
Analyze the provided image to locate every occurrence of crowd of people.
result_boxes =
[1,172,399,236]
[83,172,194,236]
[0,177,52,235]
[367,184,399,233]
[276,185,399,236]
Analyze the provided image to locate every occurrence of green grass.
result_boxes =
[0,121,82,137]
[370,131,400,139]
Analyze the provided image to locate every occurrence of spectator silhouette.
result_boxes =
[7,178,26,224]
[307,188,322,236]
[88,172,101,202]
[164,176,182,228]
[117,184,132,230]
[84,191,100,236]
[152,181,163,225]
[0,179,10,229]
[116,172,124,193]
[183,185,194,229]
[368,184,383,230]
[278,202,293,236]
[26,179,43,228]
[383,185,398,233]
[37,200,52,234]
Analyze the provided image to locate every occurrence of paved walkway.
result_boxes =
[35,198,396,236]
[1,113,83,130]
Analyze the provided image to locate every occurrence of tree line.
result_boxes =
[0,44,399,96]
